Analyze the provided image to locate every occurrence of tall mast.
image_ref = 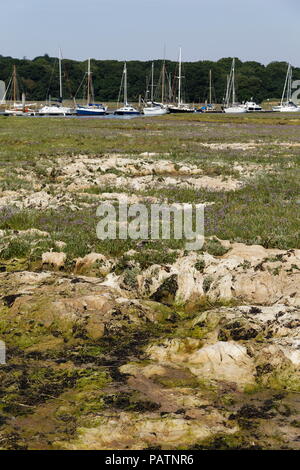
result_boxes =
[161,60,165,104]
[209,69,212,105]
[13,65,17,105]
[151,62,154,102]
[178,47,182,106]
[124,62,127,105]
[59,48,63,103]
[288,64,292,102]
[232,58,236,105]
[281,63,290,105]
[87,58,91,105]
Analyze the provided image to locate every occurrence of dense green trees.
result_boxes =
[0,54,299,103]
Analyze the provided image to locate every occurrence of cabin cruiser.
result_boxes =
[244,101,262,112]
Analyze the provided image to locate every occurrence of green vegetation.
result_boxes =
[0,54,299,103]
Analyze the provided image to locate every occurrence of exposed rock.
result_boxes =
[136,244,300,306]
[42,251,66,270]
[59,409,238,450]
[75,252,115,276]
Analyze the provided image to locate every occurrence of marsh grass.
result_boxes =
[0,113,300,264]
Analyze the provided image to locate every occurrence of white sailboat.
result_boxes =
[39,49,74,116]
[224,58,246,114]
[143,62,168,116]
[168,48,194,114]
[114,62,140,115]
[272,63,300,112]
[76,58,107,116]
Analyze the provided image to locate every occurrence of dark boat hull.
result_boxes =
[114,111,140,115]
[168,107,195,114]
[77,109,106,116]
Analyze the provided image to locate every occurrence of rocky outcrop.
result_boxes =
[136,242,300,307]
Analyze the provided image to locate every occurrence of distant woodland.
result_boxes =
[0,54,299,103]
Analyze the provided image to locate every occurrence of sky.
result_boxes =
[1,0,300,65]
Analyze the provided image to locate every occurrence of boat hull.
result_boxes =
[39,106,75,116]
[76,109,106,116]
[168,106,195,114]
[114,111,140,115]
[224,106,247,114]
[277,107,300,113]
[143,107,168,116]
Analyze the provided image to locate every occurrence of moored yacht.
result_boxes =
[168,48,194,114]
[39,49,75,116]
[75,59,107,116]
[4,66,37,115]
[272,63,300,112]
[143,104,168,115]
[273,101,300,112]
[114,62,140,115]
[244,100,262,112]
[143,62,168,115]
[39,104,74,116]
[114,104,140,115]
[224,58,247,114]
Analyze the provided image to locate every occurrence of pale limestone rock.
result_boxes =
[61,410,238,450]
[187,342,256,387]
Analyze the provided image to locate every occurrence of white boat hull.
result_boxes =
[273,106,300,113]
[114,105,140,115]
[4,109,25,116]
[224,106,247,114]
[143,106,168,116]
[39,105,75,116]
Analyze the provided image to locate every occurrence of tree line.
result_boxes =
[0,54,298,103]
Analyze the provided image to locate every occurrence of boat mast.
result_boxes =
[151,62,154,102]
[124,62,128,105]
[209,69,212,105]
[161,45,166,104]
[232,58,236,105]
[178,47,182,106]
[59,48,63,103]
[13,65,17,106]
[161,60,165,104]
[281,63,290,105]
[288,64,292,102]
[225,74,229,107]
[87,58,91,105]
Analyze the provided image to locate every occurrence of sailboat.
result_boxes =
[114,62,140,115]
[4,66,36,115]
[201,69,216,112]
[224,58,246,114]
[143,62,168,116]
[168,48,194,114]
[76,59,107,116]
[39,50,74,116]
[272,63,300,112]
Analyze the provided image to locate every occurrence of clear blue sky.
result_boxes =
[1,0,300,65]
